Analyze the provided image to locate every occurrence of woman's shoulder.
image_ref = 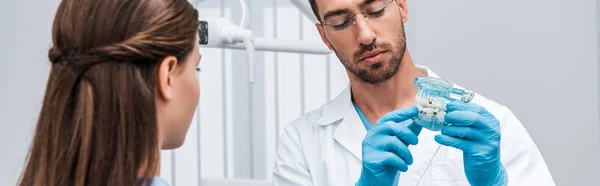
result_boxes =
[145,177,171,186]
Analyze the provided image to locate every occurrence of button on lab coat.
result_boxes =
[273,66,556,186]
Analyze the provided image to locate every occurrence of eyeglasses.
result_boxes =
[321,0,395,32]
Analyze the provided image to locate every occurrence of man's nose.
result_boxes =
[354,15,376,46]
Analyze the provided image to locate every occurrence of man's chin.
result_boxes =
[369,62,384,69]
[356,67,399,84]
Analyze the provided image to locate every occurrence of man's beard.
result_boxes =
[333,27,407,85]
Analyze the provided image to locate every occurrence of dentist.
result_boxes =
[273,0,555,185]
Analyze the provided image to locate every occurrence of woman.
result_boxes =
[18,0,200,185]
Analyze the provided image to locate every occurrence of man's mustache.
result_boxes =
[353,42,392,63]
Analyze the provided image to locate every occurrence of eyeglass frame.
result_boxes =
[320,0,397,32]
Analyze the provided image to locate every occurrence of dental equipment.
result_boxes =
[413,76,474,131]
[199,17,255,82]
[194,0,332,84]
[198,17,332,83]
[288,0,320,23]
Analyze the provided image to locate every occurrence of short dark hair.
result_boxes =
[308,0,321,22]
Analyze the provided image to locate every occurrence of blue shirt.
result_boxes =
[149,177,170,186]
[353,103,400,186]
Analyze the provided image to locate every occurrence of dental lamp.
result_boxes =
[194,0,332,84]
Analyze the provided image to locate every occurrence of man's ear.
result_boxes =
[157,56,179,101]
[396,0,408,23]
[316,23,334,50]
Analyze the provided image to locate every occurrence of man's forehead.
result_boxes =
[316,0,364,16]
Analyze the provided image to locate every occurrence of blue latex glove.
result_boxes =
[435,102,508,186]
[356,106,422,186]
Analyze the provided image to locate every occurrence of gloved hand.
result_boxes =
[435,102,508,186]
[356,106,422,186]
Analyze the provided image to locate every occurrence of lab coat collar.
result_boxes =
[315,82,365,159]
[317,65,444,184]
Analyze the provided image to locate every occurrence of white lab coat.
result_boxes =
[273,66,556,186]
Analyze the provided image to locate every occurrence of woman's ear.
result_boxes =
[157,56,179,101]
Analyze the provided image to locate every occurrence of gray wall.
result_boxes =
[0,0,60,185]
[410,0,600,185]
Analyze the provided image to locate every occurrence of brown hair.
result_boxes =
[308,0,321,22]
[18,0,198,185]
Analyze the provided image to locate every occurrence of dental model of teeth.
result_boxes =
[416,93,448,125]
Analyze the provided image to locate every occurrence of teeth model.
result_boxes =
[416,93,448,124]
[413,76,474,131]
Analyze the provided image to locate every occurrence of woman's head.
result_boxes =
[20,0,200,185]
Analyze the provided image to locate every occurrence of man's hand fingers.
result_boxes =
[377,106,419,124]
[434,134,476,154]
[441,125,486,141]
[445,111,486,129]
[378,136,414,165]
[379,152,409,172]
[405,119,423,137]
[375,121,418,145]
[446,102,490,115]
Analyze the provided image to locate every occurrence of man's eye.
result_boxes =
[367,9,385,17]
[332,20,351,30]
